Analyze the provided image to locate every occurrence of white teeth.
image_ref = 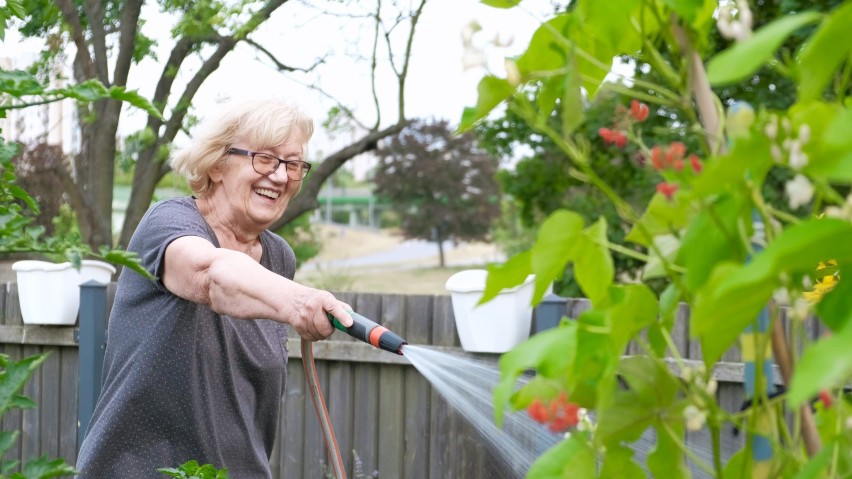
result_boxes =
[254,188,279,199]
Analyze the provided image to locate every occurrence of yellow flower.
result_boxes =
[803,260,839,303]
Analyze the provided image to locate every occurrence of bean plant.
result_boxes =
[463,0,852,477]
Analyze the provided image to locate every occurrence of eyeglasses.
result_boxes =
[227,148,312,181]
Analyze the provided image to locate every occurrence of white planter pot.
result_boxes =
[12,260,115,326]
[445,269,535,353]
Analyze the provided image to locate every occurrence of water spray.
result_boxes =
[304,311,408,479]
[327,311,408,354]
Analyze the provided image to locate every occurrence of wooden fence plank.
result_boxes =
[403,295,432,479]
[281,358,306,479]
[59,347,78,466]
[302,358,330,479]
[1,345,23,464]
[21,345,41,464]
[350,294,381,477]
[376,295,406,478]
[428,295,455,479]
[327,361,354,475]
[40,347,61,459]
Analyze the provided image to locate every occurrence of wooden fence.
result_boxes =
[0,282,823,478]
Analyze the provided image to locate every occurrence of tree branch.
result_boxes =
[55,0,97,79]
[82,0,110,83]
[112,0,145,87]
[245,38,326,73]
[272,122,405,228]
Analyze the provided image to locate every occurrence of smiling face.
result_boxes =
[206,133,308,234]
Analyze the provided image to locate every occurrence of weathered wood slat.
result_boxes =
[0,325,77,346]
[58,347,78,466]
[403,295,432,479]
[349,294,381,476]
[21,345,41,462]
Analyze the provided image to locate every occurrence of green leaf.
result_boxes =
[107,86,165,120]
[706,12,823,86]
[530,210,585,302]
[603,284,659,353]
[814,268,852,333]
[56,79,109,101]
[787,323,852,408]
[480,250,531,305]
[526,432,596,479]
[642,234,679,280]
[0,353,48,415]
[508,376,564,409]
[691,134,773,198]
[458,76,515,132]
[560,49,585,135]
[19,455,77,478]
[796,3,852,101]
[7,394,37,410]
[625,192,692,247]
[493,322,577,426]
[596,389,656,444]
[99,248,156,281]
[617,356,680,408]
[804,152,852,183]
[516,14,573,75]
[573,218,614,303]
[677,193,749,294]
[0,430,18,456]
[6,0,27,18]
[647,420,689,479]
[691,262,775,366]
[480,0,521,8]
[569,308,619,406]
[598,444,646,479]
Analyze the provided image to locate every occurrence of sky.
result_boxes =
[3,0,556,170]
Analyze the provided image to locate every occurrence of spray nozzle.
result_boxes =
[327,311,407,355]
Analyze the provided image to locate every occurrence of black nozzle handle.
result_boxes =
[326,311,407,355]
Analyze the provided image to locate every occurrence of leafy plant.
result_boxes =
[157,460,229,479]
[462,0,852,477]
[0,353,77,478]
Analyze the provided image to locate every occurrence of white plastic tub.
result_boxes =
[12,260,115,325]
[445,269,535,353]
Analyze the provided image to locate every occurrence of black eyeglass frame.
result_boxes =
[226,147,312,181]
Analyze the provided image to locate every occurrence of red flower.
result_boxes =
[599,128,627,148]
[819,390,833,408]
[527,399,549,423]
[650,146,664,170]
[630,100,649,122]
[546,392,580,432]
[689,154,703,173]
[656,182,678,199]
[526,393,581,432]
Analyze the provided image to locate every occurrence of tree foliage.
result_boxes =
[9,0,426,249]
[372,118,501,267]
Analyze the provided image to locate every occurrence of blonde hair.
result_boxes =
[170,97,315,197]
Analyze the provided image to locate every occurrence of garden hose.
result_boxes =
[302,340,346,479]
[302,311,408,479]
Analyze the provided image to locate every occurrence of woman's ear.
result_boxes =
[208,161,225,183]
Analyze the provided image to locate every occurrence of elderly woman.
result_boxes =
[76,97,353,478]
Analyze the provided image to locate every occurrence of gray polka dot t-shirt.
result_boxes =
[76,197,295,478]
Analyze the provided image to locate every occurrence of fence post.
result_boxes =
[532,293,568,334]
[77,279,108,451]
